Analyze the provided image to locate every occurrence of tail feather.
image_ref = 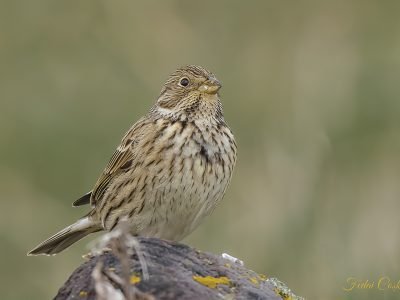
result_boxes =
[28,217,102,256]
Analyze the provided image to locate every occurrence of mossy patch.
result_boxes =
[267,277,304,300]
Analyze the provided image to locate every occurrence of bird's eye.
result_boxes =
[179,77,190,87]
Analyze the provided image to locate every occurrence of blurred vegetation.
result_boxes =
[1,1,400,299]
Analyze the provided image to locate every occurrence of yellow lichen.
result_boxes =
[192,275,231,288]
[79,291,88,297]
[259,274,268,280]
[249,277,259,285]
[130,275,141,284]
[275,288,293,300]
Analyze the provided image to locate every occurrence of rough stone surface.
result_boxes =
[54,237,282,300]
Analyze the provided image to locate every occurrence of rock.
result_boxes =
[54,236,302,300]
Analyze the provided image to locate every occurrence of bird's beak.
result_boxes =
[198,78,222,94]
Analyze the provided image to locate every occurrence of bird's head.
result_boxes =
[153,65,223,121]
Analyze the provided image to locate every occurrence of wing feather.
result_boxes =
[72,191,91,207]
[90,118,152,207]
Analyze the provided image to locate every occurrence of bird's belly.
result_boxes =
[133,155,230,240]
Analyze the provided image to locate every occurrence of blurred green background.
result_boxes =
[1,0,400,299]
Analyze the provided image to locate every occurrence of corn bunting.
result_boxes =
[28,65,237,255]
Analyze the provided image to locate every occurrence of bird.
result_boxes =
[28,65,237,256]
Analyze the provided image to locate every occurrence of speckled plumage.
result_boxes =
[28,65,237,255]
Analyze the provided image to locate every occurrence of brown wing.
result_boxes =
[89,118,152,207]
[72,191,91,207]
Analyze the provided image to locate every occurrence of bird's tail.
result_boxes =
[28,217,102,256]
